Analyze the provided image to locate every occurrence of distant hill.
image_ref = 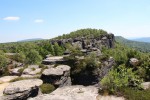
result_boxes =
[17,38,43,42]
[129,37,150,43]
[115,36,150,52]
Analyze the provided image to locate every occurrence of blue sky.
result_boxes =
[0,0,150,43]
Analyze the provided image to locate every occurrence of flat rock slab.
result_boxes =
[28,85,125,100]
[28,85,98,100]
[21,74,41,78]
[28,65,39,69]
[0,76,18,84]
[42,65,70,76]
[4,79,43,95]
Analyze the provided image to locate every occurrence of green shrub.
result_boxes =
[18,68,24,74]
[100,64,142,95]
[31,68,36,71]
[40,83,55,94]
[123,88,150,100]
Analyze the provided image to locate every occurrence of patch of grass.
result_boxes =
[18,68,24,74]
[31,68,36,71]
[10,76,39,82]
[39,64,45,68]
[123,88,150,100]
[40,83,55,94]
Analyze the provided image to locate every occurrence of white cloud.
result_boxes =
[34,19,44,23]
[3,16,20,21]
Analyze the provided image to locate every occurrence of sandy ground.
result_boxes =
[0,83,9,96]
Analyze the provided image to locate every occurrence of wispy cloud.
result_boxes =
[3,16,20,21]
[34,19,44,23]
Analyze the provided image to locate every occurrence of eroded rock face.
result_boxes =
[2,79,43,100]
[9,67,24,76]
[72,57,115,86]
[51,34,115,50]
[28,85,99,100]
[41,65,71,87]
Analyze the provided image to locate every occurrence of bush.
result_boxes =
[100,64,142,95]
[25,49,42,64]
[123,88,150,100]
[40,83,55,94]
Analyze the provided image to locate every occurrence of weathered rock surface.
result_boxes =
[0,76,18,84]
[51,34,115,50]
[129,58,139,66]
[2,79,43,100]
[28,85,124,100]
[41,65,71,87]
[42,56,66,65]
[9,67,24,76]
[141,82,150,90]
[28,85,98,100]
[23,65,41,75]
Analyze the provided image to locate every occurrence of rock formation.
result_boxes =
[41,65,71,87]
[1,79,43,100]
[28,85,124,100]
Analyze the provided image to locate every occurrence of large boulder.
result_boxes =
[41,65,71,87]
[129,58,139,66]
[2,79,43,100]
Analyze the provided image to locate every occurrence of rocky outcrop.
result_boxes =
[28,85,124,100]
[42,56,67,65]
[72,57,115,86]
[51,34,115,50]
[2,79,43,100]
[23,65,41,75]
[41,65,71,87]
[9,67,24,76]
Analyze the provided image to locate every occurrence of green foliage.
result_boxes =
[25,49,42,64]
[40,83,55,94]
[53,43,64,56]
[0,51,8,69]
[123,88,150,100]
[38,41,55,58]
[12,52,26,63]
[55,28,107,39]
[100,65,142,94]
